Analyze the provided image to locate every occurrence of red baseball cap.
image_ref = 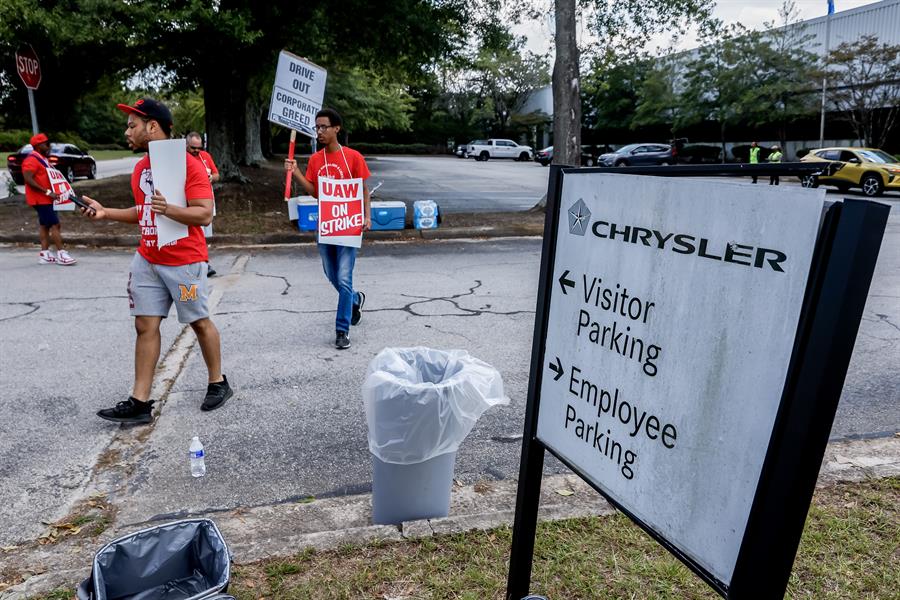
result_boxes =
[116,97,173,127]
[30,133,49,146]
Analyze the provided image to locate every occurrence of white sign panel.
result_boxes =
[536,174,825,585]
[268,51,327,138]
[148,139,188,248]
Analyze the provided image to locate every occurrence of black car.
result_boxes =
[7,143,97,184]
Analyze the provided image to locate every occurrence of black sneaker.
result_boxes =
[202,375,233,411]
[207,264,217,277]
[97,397,154,424]
[351,291,366,326]
[335,331,351,349]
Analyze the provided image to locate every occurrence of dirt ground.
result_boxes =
[0,159,544,239]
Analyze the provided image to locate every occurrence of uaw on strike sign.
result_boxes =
[318,178,364,248]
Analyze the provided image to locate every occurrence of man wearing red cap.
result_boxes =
[81,97,233,424]
[21,133,76,265]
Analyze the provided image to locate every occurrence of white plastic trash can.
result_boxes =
[364,347,509,525]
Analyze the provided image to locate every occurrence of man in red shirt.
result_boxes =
[81,98,233,424]
[21,133,76,265]
[187,131,220,276]
[285,108,371,349]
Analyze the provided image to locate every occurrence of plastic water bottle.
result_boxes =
[189,436,206,478]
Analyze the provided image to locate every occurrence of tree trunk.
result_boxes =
[551,0,580,167]
[720,122,727,164]
[203,71,248,182]
[244,99,266,166]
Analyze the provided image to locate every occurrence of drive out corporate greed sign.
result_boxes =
[508,166,888,599]
[268,51,326,138]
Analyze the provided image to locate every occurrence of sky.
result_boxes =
[516,0,883,56]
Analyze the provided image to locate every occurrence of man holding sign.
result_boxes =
[285,108,371,349]
[81,98,233,424]
[21,133,76,265]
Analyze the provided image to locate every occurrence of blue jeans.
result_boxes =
[318,243,359,333]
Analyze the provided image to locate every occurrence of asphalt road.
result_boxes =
[1,211,898,545]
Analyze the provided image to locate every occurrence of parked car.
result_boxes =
[799,147,900,197]
[7,142,97,184]
[466,139,533,161]
[535,144,617,167]
[598,143,675,167]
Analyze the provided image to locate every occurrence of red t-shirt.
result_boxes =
[22,152,53,206]
[197,150,219,178]
[305,146,370,194]
[132,154,212,266]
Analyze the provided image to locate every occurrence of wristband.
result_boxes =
[45,188,53,196]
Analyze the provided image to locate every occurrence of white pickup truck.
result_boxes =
[466,139,533,162]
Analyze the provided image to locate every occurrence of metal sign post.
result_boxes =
[15,45,42,134]
[507,163,888,600]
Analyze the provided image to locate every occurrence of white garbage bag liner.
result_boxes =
[364,347,510,464]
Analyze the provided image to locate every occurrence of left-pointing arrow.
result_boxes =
[549,356,563,381]
[559,270,575,294]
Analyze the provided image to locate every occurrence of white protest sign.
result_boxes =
[317,177,364,248]
[148,139,188,248]
[536,174,825,586]
[268,51,327,138]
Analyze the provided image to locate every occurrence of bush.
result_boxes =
[0,129,33,151]
[0,129,91,152]
[679,144,722,164]
[350,143,449,155]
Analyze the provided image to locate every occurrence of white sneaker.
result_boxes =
[39,250,56,264]
[56,250,76,266]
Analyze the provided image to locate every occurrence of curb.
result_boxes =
[0,223,545,248]
[1,435,898,599]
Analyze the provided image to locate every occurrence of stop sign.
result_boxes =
[15,46,41,90]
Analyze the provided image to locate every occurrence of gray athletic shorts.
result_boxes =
[128,253,210,324]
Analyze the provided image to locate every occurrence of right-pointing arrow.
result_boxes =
[558,270,575,294]
[549,356,563,381]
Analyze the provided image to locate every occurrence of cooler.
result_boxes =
[370,200,406,231]
[296,197,318,231]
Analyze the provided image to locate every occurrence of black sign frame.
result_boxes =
[506,163,889,600]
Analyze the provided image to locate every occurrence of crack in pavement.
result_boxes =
[0,296,126,322]
[248,271,292,296]
[398,279,534,317]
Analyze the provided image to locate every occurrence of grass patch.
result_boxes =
[227,477,898,599]
[90,149,135,161]
[25,478,898,599]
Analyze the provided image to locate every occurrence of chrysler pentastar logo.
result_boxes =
[568,198,591,236]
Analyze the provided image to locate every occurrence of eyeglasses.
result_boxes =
[313,125,333,132]
[188,146,203,151]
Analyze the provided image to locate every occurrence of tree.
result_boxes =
[738,0,819,149]
[631,57,681,132]
[522,0,714,168]
[678,19,749,160]
[828,34,900,148]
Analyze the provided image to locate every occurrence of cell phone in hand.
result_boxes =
[69,194,95,215]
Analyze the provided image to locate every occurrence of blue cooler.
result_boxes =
[297,198,318,232]
[370,201,406,231]
[414,200,439,229]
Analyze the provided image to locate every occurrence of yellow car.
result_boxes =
[799,147,900,197]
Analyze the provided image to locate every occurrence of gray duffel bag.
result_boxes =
[76,519,232,600]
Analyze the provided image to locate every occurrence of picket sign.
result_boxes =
[47,166,76,211]
[317,176,364,248]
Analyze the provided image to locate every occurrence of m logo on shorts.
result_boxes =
[179,284,198,302]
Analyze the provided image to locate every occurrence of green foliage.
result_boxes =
[326,68,416,134]
[583,59,649,132]
[0,129,33,151]
[828,34,900,148]
[169,90,206,137]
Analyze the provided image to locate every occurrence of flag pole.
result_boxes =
[284,129,297,201]
[818,3,834,148]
